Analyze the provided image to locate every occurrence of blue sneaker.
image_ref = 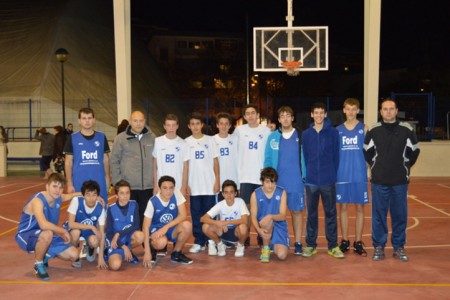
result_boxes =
[34,263,49,281]
[294,242,303,255]
[130,255,139,264]
[43,255,50,269]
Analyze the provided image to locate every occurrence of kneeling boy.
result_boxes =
[105,180,144,271]
[64,180,107,269]
[142,176,193,267]
[15,173,80,280]
[201,180,249,257]
[250,167,289,263]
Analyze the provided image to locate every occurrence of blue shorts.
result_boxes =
[287,192,305,211]
[63,221,95,242]
[150,226,176,243]
[105,229,138,259]
[221,226,238,243]
[336,182,369,204]
[16,230,72,258]
[271,222,290,248]
[240,183,260,204]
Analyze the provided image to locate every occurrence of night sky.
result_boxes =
[132,0,449,71]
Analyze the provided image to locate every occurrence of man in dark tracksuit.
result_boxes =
[364,98,420,262]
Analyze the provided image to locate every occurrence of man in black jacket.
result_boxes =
[364,98,420,262]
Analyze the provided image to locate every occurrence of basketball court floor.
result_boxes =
[1,175,449,299]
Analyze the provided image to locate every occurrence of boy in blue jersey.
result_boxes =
[336,98,369,256]
[64,180,107,268]
[201,180,249,257]
[250,167,289,263]
[64,107,111,204]
[302,102,343,259]
[105,180,144,271]
[264,106,305,255]
[142,176,193,267]
[15,173,81,281]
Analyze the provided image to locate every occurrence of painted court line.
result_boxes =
[0,216,19,224]
[0,281,449,287]
[437,184,450,189]
[409,195,450,217]
[0,183,44,197]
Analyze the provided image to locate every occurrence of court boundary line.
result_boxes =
[437,184,450,189]
[0,183,45,197]
[0,280,450,287]
[409,194,450,217]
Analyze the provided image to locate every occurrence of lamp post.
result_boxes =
[55,48,69,128]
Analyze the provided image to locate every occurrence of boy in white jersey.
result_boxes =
[64,180,107,269]
[201,180,249,257]
[250,167,289,263]
[185,112,220,253]
[213,112,239,199]
[142,176,193,267]
[337,98,369,256]
[153,114,189,197]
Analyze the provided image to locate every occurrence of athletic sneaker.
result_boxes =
[339,239,350,253]
[157,245,167,257]
[353,241,367,256]
[224,240,235,249]
[189,244,206,253]
[294,242,303,255]
[208,240,218,256]
[86,246,95,262]
[34,263,49,281]
[171,251,193,265]
[328,246,345,258]
[217,242,226,257]
[302,246,317,257]
[234,243,245,257]
[72,259,82,268]
[393,248,409,262]
[372,246,385,261]
[260,246,270,263]
[130,254,139,264]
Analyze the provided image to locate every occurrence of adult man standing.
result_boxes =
[64,108,110,204]
[264,106,305,255]
[364,98,420,262]
[110,110,156,225]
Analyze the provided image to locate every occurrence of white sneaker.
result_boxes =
[86,246,95,262]
[235,243,245,257]
[189,244,206,253]
[72,259,82,268]
[208,240,217,256]
[217,242,226,257]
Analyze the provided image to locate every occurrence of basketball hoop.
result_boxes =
[282,61,302,76]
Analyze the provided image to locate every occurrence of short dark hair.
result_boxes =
[158,175,176,188]
[78,107,95,118]
[81,180,100,196]
[380,98,397,109]
[242,103,259,116]
[187,112,204,124]
[114,179,131,194]
[311,102,327,113]
[221,179,237,192]
[260,167,278,183]
[164,114,179,124]
[216,112,233,125]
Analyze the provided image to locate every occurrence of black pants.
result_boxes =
[131,188,153,228]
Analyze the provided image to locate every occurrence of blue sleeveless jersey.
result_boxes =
[255,186,288,227]
[109,200,137,233]
[277,130,303,193]
[337,122,367,183]
[71,132,107,202]
[16,192,62,235]
[149,194,178,232]
[73,196,103,227]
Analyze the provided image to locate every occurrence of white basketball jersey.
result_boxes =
[213,133,239,189]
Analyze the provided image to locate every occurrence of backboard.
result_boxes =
[253,26,328,73]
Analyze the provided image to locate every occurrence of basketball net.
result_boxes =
[281,61,302,76]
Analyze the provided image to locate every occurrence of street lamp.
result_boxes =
[55,48,69,128]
